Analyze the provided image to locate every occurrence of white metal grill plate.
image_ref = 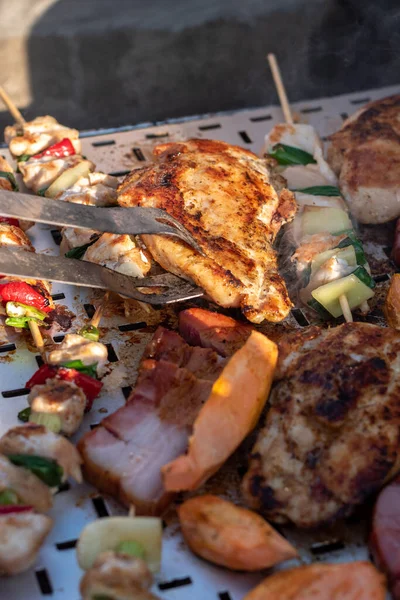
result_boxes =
[0,83,399,600]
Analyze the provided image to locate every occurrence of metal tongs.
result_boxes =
[0,190,205,304]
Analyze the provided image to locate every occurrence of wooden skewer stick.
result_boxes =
[267,53,293,125]
[29,321,45,356]
[0,86,25,125]
[90,292,110,329]
[267,53,353,324]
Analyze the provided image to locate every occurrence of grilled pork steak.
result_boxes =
[118,139,296,323]
[242,323,400,527]
[78,326,225,514]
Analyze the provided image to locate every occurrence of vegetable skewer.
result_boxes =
[266,54,374,322]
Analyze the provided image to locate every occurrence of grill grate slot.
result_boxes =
[238,131,252,144]
[133,147,146,161]
[118,321,146,332]
[199,123,221,131]
[92,139,116,147]
[51,293,66,301]
[56,539,77,551]
[50,229,62,245]
[158,577,193,590]
[2,387,29,398]
[250,114,272,122]
[0,343,16,353]
[35,569,53,595]
[92,496,109,518]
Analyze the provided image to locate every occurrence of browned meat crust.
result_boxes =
[118,139,296,323]
[242,322,400,527]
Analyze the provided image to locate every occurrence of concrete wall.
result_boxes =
[0,0,399,131]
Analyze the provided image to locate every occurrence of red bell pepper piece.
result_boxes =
[0,505,33,515]
[32,138,76,160]
[26,364,102,411]
[0,216,19,227]
[0,281,51,312]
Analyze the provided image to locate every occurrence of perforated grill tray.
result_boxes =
[0,83,399,599]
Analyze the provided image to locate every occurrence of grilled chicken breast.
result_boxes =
[328,95,400,224]
[118,139,296,323]
[242,322,400,527]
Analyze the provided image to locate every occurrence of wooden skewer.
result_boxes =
[0,86,25,125]
[29,321,45,355]
[90,292,110,329]
[267,53,353,324]
[267,54,293,125]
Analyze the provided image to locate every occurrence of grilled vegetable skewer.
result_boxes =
[265,54,373,322]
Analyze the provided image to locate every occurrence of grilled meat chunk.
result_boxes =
[0,223,34,252]
[19,154,91,194]
[83,233,151,278]
[0,511,52,576]
[328,95,400,224]
[0,425,82,483]
[78,326,224,514]
[178,308,252,357]
[118,139,296,323]
[56,172,118,206]
[5,115,81,157]
[242,322,400,527]
[0,455,52,513]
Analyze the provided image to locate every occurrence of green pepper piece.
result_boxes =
[8,454,63,487]
[65,235,101,260]
[307,298,331,319]
[79,324,100,342]
[0,171,19,191]
[352,266,376,289]
[5,316,44,329]
[62,359,98,379]
[18,407,31,423]
[115,539,145,559]
[268,143,316,166]
[336,233,367,266]
[0,489,19,505]
[293,185,341,197]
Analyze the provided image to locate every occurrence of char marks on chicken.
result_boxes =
[242,322,400,528]
[78,326,225,514]
[118,139,296,323]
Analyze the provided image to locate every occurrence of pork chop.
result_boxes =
[242,322,400,527]
[117,139,296,323]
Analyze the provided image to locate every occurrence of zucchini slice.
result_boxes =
[301,206,352,237]
[311,273,374,318]
[45,160,93,199]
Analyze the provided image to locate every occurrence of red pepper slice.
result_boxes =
[0,505,33,515]
[0,216,20,227]
[26,364,102,411]
[0,281,51,313]
[32,138,76,160]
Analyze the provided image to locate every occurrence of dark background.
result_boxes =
[0,0,399,131]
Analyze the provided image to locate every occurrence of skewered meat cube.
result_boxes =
[47,333,108,374]
[0,424,82,483]
[55,172,119,206]
[59,227,100,256]
[242,322,400,528]
[27,379,87,437]
[118,138,296,324]
[83,233,152,278]
[0,455,52,513]
[0,511,52,576]
[19,154,92,194]
[328,95,400,224]
[80,552,158,600]
[0,156,16,191]
[5,115,81,157]
[0,223,34,252]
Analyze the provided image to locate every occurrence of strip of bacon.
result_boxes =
[78,327,224,514]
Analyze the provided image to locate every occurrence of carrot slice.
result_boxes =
[179,495,297,571]
[162,330,277,491]
[243,562,387,600]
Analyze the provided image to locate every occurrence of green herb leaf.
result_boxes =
[336,233,367,266]
[65,236,100,260]
[8,454,63,487]
[18,407,31,423]
[37,187,49,197]
[115,539,146,559]
[293,185,341,197]
[0,171,19,191]
[62,359,98,378]
[268,143,316,166]
[352,266,376,289]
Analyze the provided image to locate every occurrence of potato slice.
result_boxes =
[179,495,297,571]
[76,516,162,573]
[45,160,93,198]
[384,273,400,330]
